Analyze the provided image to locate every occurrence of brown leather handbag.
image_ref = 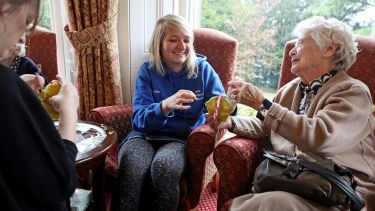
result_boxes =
[253,151,364,211]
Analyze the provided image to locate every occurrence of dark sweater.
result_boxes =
[11,56,49,85]
[0,64,77,210]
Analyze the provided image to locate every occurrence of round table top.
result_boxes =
[74,121,117,167]
[55,120,117,168]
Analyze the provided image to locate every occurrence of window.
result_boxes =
[39,0,52,30]
[201,0,375,115]
[37,0,74,82]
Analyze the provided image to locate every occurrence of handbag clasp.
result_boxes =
[283,163,302,178]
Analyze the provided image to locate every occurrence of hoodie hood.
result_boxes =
[196,54,208,65]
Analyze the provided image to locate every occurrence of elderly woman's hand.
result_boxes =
[161,89,196,115]
[205,113,233,131]
[228,78,265,110]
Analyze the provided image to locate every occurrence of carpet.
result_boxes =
[98,183,218,211]
[197,184,217,211]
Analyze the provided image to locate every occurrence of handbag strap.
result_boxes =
[298,160,365,211]
[263,151,364,211]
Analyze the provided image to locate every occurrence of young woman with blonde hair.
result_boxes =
[112,14,228,211]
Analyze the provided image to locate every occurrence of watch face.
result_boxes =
[260,107,267,116]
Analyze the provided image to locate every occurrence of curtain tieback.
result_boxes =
[64,14,117,50]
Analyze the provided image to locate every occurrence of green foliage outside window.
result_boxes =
[202,0,374,116]
[38,0,52,30]
[202,0,375,91]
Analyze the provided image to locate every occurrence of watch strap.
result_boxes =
[256,98,272,121]
[262,98,272,110]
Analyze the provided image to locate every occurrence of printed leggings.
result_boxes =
[111,137,186,211]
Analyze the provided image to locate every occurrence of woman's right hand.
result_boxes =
[48,76,79,116]
[20,74,45,93]
[228,78,265,110]
[161,89,196,115]
[48,76,79,142]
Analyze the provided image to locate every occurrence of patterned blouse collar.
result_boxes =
[10,56,21,73]
[299,69,338,95]
[298,69,338,115]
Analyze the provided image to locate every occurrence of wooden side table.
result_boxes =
[67,121,117,211]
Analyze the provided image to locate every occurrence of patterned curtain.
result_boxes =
[64,0,123,120]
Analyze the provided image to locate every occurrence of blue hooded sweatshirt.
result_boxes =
[131,54,226,140]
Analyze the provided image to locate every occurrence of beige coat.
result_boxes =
[231,71,375,210]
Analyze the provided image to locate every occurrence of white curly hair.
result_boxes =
[292,16,358,72]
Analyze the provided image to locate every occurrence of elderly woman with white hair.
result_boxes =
[212,16,375,210]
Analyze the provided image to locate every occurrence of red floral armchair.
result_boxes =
[212,35,375,211]
[26,26,58,82]
[87,28,238,210]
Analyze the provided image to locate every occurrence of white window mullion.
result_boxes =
[50,0,74,84]
[118,0,131,104]
[177,0,202,28]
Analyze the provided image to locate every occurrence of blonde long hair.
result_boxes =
[149,14,198,78]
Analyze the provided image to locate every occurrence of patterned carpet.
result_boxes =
[88,183,218,211]
[197,184,217,211]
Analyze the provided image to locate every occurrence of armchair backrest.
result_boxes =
[193,28,238,91]
[278,35,375,101]
[26,26,58,82]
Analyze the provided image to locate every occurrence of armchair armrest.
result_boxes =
[88,104,133,142]
[186,124,228,207]
[214,136,263,211]
[186,124,215,207]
